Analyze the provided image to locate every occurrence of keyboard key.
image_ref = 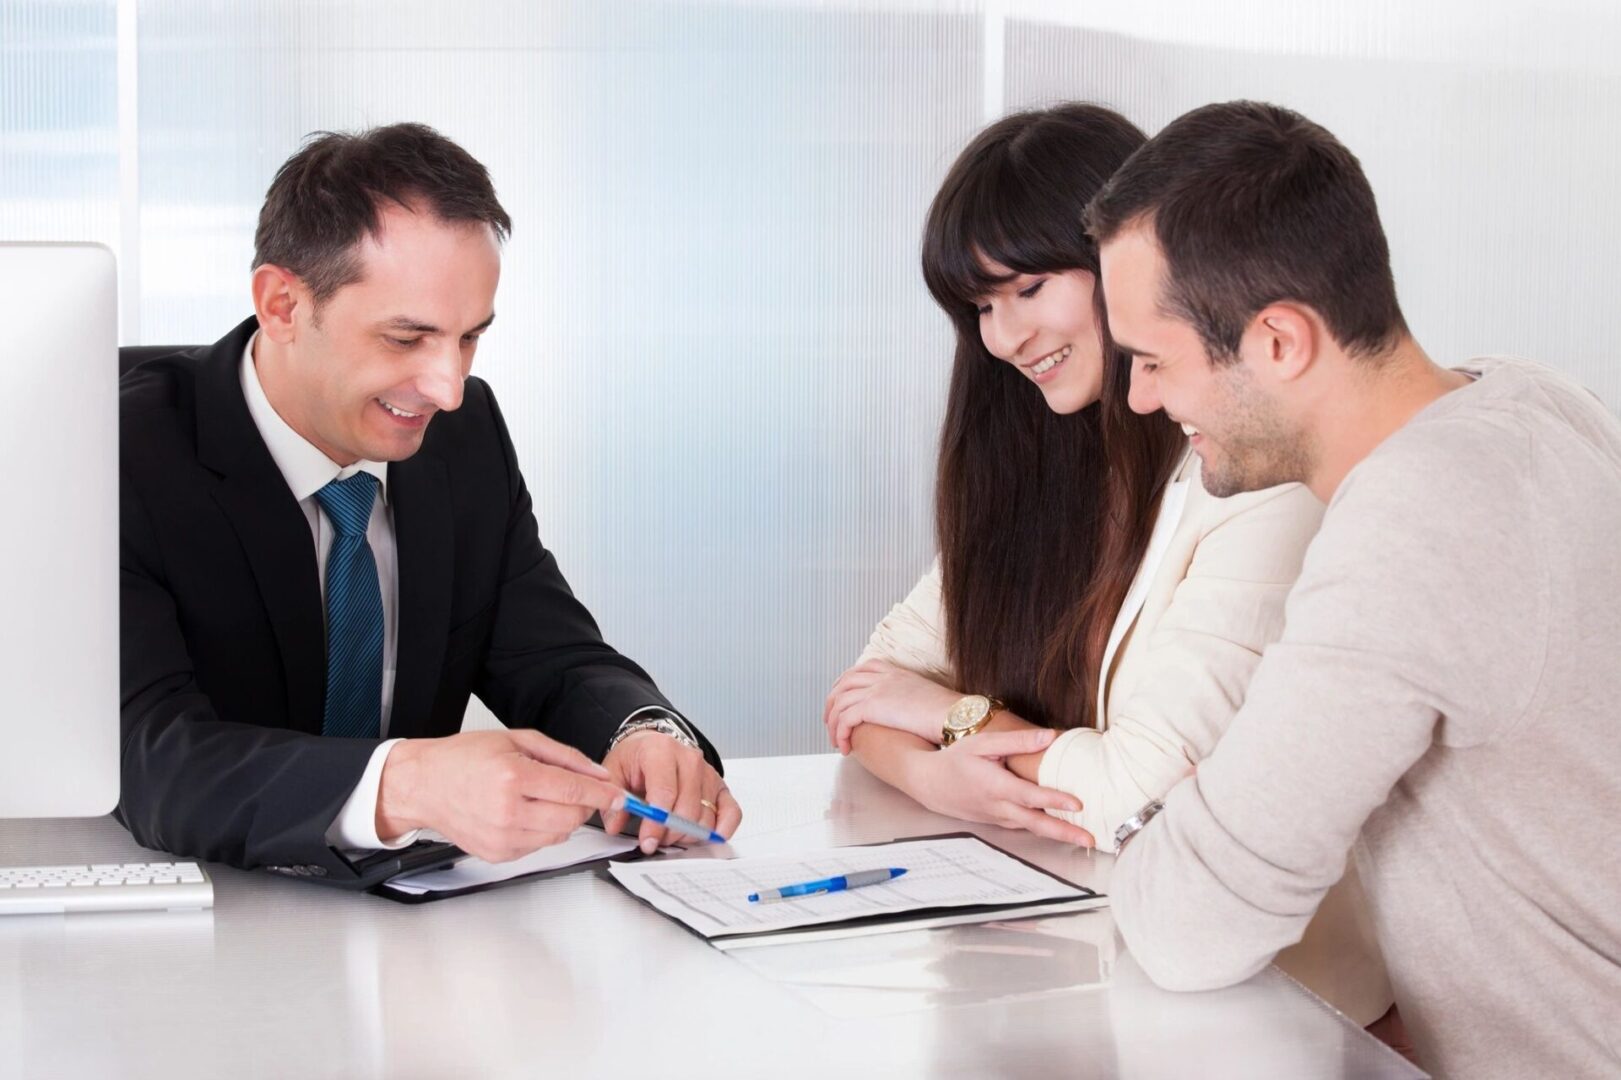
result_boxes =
[2,860,213,915]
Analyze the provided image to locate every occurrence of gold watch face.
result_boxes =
[946,695,993,733]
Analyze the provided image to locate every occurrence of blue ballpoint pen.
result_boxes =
[617,792,728,844]
[747,867,908,903]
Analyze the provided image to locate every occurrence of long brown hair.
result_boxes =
[921,104,1185,730]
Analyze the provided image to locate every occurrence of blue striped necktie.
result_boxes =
[314,472,383,739]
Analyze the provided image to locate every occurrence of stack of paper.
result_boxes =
[384,829,639,897]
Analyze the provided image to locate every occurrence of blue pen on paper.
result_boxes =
[747,867,907,904]
[617,792,727,844]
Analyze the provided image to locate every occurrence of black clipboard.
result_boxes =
[283,838,465,893]
[599,831,1106,947]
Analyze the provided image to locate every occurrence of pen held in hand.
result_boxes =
[747,866,908,903]
[616,792,728,844]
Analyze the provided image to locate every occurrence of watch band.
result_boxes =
[607,708,700,754]
[1113,799,1165,853]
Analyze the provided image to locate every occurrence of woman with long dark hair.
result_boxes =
[821,103,1393,1027]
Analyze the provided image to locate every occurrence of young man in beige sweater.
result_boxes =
[1085,100,1621,1079]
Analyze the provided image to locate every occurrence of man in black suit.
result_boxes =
[119,123,739,888]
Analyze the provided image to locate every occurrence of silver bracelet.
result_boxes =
[606,711,700,754]
[1113,799,1165,853]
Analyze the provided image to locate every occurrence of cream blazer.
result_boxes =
[859,448,1393,1023]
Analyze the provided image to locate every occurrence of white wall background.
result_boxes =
[4,0,1619,756]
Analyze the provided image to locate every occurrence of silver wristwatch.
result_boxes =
[606,708,700,754]
[1113,799,1165,852]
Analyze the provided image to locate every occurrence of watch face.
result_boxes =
[946,695,992,733]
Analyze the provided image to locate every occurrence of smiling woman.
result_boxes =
[973,263,1102,414]
[892,102,1184,738]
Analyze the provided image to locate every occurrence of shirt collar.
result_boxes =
[239,331,390,505]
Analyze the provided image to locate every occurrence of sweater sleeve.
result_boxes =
[1111,423,1547,991]
[1038,482,1324,850]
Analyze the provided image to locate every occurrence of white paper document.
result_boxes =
[385,828,639,896]
[606,836,1105,946]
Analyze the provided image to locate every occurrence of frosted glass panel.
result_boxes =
[8,1,1620,757]
[0,0,118,246]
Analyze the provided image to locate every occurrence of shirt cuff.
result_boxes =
[324,739,423,853]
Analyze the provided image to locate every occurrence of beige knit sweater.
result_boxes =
[1113,357,1621,1078]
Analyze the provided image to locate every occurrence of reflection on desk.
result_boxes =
[730,910,1114,1018]
[0,754,1424,1080]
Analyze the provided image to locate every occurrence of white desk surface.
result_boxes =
[1,753,1424,1079]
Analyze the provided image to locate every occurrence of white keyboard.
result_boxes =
[0,861,213,915]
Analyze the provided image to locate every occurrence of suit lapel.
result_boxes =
[387,451,454,739]
[195,318,327,734]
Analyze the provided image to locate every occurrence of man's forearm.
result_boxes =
[1110,641,1445,992]
[118,705,377,875]
[1110,775,1312,992]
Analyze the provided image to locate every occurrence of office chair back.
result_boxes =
[119,344,199,378]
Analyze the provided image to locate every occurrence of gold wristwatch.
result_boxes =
[942,694,1002,746]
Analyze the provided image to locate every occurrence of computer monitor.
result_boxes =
[0,242,120,818]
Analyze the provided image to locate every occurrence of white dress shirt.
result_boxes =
[239,333,413,852]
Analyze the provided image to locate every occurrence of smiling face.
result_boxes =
[261,199,502,466]
[1099,222,1309,496]
[973,260,1106,415]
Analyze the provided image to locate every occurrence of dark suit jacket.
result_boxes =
[118,316,718,886]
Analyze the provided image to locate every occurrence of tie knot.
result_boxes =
[314,472,379,537]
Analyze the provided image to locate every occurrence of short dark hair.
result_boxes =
[252,122,511,303]
[1085,101,1407,363]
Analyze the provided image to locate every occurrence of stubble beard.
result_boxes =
[1198,369,1313,498]
[1200,436,1311,497]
